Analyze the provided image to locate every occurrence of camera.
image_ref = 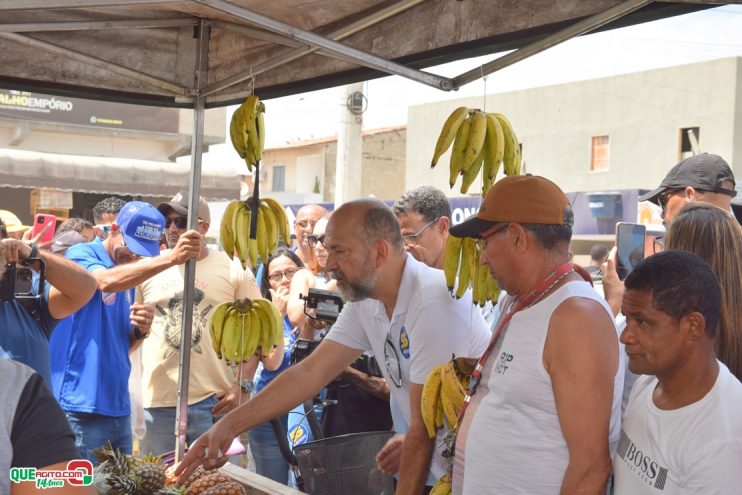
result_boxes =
[299,288,344,323]
[0,259,44,303]
[290,289,344,365]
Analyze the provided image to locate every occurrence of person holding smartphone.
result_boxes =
[0,214,97,386]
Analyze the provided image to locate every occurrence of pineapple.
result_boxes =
[131,460,166,495]
[154,487,188,495]
[186,472,233,495]
[183,465,208,488]
[201,482,247,495]
[106,474,137,495]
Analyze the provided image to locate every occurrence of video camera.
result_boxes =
[299,288,344,324]
[291,288,344,365]
[0,258,44,303]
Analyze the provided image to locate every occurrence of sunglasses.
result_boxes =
[267,267,300,283]
[165,217,194,229]
[307,234,326,248]
[657,189,684,210]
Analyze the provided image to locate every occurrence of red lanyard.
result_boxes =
[456,262,579,425]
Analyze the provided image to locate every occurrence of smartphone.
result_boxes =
[615,222,646,281]
[32,214,57,244]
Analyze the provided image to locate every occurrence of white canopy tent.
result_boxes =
[0,0,726,460]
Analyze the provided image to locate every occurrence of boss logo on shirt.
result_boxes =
[617,430,669,490]
[495,352,513,375]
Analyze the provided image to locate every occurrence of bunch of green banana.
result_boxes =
[431,106,521,194]
[219,197,291,269]
[443,235,502,305]
[210,298,283,364]
[229,95,266,172]
[430,475,452,495]
[421,359,470,439]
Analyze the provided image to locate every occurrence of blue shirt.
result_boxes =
[0,280,56,385]
[49,242,133,417]
[255,315,295,394]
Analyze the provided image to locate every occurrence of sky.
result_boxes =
[183,5,742,172]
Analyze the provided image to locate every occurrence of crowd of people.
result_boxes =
[1,151,741,494]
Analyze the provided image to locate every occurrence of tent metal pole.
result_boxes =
[195,0,453,92]
[452,0,653,89]
[202,0,428,96]
[0,0,186,10]
[0,18,197,33]
[174,17,209,463]
[0,32,190,95]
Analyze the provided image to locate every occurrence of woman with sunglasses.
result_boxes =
[287,215,337,335]
[248,248,304,484]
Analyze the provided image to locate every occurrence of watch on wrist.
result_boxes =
[240,379,255,394]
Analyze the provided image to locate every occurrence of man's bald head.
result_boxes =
[330,199,404,252]
[295,203,328,248]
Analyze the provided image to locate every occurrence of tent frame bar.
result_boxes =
[0,0,186,10]
[0,18,197,32]
[201,0,428,96]
[0,32,192,96]
[452,0,655,88]
[174,18,210,464]
[193,0,454,92]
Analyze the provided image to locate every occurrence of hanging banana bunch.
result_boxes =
[210,298,283,364]
[229,95,266,172]
[431,107,521,195]
[220,197,291,269]
[443,236,501,305]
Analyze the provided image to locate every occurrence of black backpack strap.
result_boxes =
[18,297,50,338]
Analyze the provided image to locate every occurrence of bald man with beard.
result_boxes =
[175,199,489,493]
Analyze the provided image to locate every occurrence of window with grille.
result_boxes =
[590,135,610,172]
[272,165,285,192]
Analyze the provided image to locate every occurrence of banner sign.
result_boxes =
[0,89,178,133]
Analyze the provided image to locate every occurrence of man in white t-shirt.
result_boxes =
[136,192,262,455]
[447,175,623,495]
[174,199,490,492]
[615,250,742,494]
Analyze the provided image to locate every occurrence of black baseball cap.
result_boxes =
[639,153,736,205]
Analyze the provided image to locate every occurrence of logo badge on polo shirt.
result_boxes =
[399,327,410,359]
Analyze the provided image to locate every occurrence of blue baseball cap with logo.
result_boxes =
[115,201,165,257]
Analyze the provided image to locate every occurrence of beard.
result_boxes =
[331,258,378,302]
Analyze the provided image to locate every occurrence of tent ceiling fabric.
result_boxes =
[0,0,719,108]
[0,148,240,199]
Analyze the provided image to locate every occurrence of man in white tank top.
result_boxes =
[445,175,624,495]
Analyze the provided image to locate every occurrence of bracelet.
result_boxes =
[28,243,38,260]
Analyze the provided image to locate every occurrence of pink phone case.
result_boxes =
[32,214,57,245]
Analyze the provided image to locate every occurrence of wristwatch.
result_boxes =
[240,379,255,394]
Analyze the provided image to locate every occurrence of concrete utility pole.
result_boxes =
[334,82,364,207]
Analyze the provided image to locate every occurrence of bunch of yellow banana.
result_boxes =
[229,95,266,172]
[421,360,470,439]
[210,298,283,365]
[430,106,521,195]
[430,475,452,495]
[220,197,291,269]
[443,235,501,305]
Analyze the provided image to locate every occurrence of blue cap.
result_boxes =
[115,201,165,257]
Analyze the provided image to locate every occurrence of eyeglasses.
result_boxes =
[307,234,326,248]
[651,235,665,254]
[295,219,318,230]
[383,333,402,388]
[268,267,299,283]
[402,217,439,247]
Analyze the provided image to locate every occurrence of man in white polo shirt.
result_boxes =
[175,199,490,493]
